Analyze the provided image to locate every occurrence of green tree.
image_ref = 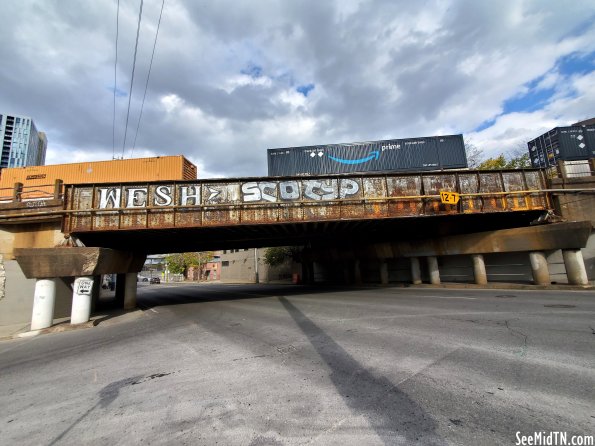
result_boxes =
[263,247,298,267]
[477,154,507,170]
[165,251,214,279]
[477,151,531,170]
[165,253,186,275]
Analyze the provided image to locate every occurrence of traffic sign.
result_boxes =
[440,191,460,205]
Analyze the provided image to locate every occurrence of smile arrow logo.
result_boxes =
[327,151,380,165]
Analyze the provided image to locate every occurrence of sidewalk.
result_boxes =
[0,308,144,342]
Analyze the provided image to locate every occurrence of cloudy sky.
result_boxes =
[1,0,594,177]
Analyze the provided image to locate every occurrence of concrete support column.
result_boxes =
[124,272,138,310]
[529,251,550,285]
[343,261,351,285]
[562,249,588,285]
[353,260,362,285]
[31,278,57,330]
[71,276,94,324]
[302,261,314,285]
[427,256,441,285]
[91,276,101,312]
[410,257,422,285]
[471,254,488,285]
[379,261,389,285]
[115,273,126,308]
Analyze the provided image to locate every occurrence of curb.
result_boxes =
[0,309,144,341]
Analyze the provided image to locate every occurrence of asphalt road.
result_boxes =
[1,283,594,445]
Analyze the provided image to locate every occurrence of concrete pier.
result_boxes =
[472,254,488,285]
[31,279,57,330]
[410,257,422,285]
[71,276,94,324]
[427,256,440,285]
[529,251,550,285]
[380,262,389,285]
[124,272,138,310]
[562,249,588,285]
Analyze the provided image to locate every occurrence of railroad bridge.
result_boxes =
[0,168,591,330]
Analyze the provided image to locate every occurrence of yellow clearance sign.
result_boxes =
[440,191,460,205]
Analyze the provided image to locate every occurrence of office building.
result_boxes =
[0,113,47,168]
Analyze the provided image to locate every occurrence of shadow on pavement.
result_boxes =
[278,296,445,445]
[132,283,383,311]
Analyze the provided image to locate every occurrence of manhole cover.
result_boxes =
[544,304,576,308]
[495,295,516,298]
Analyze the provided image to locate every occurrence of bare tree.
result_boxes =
[465,142,484,168]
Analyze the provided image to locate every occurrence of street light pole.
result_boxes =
[254,248,259,284]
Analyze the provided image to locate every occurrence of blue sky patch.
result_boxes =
[502,86,556,114]
[474,118,497,132]
[296,83,315,97]
[475,50,595,132]
[556,50,595,76]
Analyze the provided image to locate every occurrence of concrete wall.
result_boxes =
[0,257,72,326]
[220,248,295,283]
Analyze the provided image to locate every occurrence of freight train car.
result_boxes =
[268,134,467,176]
[528,125,595,168]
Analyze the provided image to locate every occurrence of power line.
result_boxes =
[112,0,120,160]
[131,0,165,157]
[121,0,144,158]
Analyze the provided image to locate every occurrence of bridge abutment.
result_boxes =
[12,248,145,330]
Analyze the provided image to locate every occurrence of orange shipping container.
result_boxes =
[0,155,197,201]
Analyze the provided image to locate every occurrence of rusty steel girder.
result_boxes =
[62,170,550,233]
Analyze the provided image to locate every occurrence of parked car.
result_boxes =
[150,277,161,284]
[137,275,149,282]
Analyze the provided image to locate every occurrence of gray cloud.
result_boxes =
[1,0,594,177]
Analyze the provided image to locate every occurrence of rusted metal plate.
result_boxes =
[61,170,550,233]
[386,176,422,216]
[502,171,527,209]
[422,174,458,215]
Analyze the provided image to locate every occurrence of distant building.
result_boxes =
[0,113,47,168]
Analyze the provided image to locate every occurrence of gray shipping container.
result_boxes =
[267,134,467,176]
[527,125,595,168]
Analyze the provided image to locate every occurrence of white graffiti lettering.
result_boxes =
[154,185,173,206]
[95,179,361,209]
[99,188,121,208]
[126,188,148,208]
[180,186,200,206]
[241,183,261,202]
[279,181,300,200]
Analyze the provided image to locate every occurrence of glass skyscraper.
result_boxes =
[0,113,47,168]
